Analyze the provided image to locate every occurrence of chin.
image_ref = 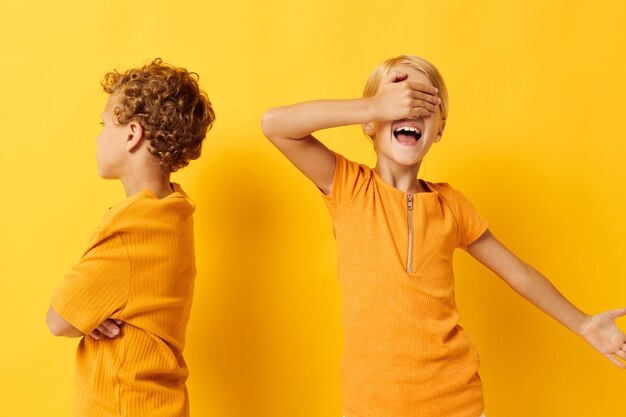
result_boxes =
[397,159,423,168]
[97,169,117,180]
[391,152,424,167]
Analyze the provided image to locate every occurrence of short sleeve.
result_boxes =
[50,232,131,334]
[322,152,371,218]
[435,183,489,250]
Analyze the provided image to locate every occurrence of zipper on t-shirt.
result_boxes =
[407,194,414,273]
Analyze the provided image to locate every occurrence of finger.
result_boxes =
[408,82,439,96]
[605,353,626,369]
[611,307,626,319]
[384,70,407,83]
[409,107,431,119]
[410,99,438,112]
[99,321,120,338]
[114,319,123,325]
[411,90,441,105]
[615,349,626,360]
[391,71,408,83]
[89,330,102,340]
[96,324,110,337]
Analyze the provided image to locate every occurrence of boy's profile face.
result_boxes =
[96,93,131,179]
[371,64,445,168]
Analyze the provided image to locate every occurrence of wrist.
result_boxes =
[576,313,592,336]
[361,96,379,123]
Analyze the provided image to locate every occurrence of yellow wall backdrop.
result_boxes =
[1,0,624,416]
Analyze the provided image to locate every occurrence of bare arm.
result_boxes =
[261,99,369,195]
[46,306,122,339]
[261,72,439,194]
[468,230,626,368]
[46,306,83,337]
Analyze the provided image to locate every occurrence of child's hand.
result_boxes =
[89,319,123,340]
[369,70,441,122]
[579,308,626,368]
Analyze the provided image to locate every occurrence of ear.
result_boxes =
[434,118,446,143]
[363,122,375,139]
[125,121,144,152]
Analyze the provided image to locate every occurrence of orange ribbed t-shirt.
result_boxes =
[51,183,196,417]
[323,154,489,417]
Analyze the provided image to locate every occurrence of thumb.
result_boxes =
[385,70,408,83]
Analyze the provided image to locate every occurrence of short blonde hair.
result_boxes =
[363,55,449,122]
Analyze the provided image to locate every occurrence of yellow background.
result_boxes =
[1,0,624,416]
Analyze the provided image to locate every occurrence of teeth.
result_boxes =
[393,125,423,143]
[394,126,421,134]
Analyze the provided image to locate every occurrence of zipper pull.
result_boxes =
[407,194,414,210]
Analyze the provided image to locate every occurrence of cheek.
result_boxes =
[96,129,107,145]
[373,122,392,140]
[373,135,385,149]
[95,137,105,156]
[95,134,112,162]
[425,117,441,134]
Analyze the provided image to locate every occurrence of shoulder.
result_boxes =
[101,185,195,235]
[426,181,463,201]
[323,152,375,214]
[424,181,475,214]
[327,152,374,199]
[426,181,486,221]
[333,152,374,177]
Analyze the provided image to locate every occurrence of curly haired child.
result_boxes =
[47,58,215,417]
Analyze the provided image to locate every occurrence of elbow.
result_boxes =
[46,307,77,337]
[46,316,64,337]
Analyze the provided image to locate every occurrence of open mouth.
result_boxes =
[393,126,422,145]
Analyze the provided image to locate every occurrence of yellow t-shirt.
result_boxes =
[51,183,196,417]
[323,154,489,417]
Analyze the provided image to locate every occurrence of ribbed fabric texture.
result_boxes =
[323,154,489,417]
[51,183,196,417]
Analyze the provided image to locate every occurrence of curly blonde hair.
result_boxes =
[101,58,215,172]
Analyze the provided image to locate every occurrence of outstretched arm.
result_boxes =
[468,230,626,368]
[261,71,439,194]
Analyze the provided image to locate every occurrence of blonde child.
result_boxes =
[46,59,215,417]
[261,55,626,417]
